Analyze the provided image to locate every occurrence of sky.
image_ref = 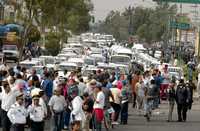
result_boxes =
[91,0,200,22]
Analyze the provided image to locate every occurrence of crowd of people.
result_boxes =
[0,60,196,131]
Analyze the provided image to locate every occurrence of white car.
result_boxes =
[19,59,42,69]
[58,62,78,71]
[67,58,84,67]
[3,45,19,62]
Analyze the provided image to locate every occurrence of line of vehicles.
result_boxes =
[15,33,183,84]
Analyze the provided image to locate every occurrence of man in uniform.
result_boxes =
[28,94,46,131]
[7,93,28,131]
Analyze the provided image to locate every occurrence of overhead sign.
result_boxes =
[153,0,200,4]
[170,21,190,30]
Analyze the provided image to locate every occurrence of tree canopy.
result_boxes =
[13,0,93,56]
[95,3,178,44]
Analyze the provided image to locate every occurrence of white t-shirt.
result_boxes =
[93,91,105,109]
[48,95,67,112]
[0,87,20,111]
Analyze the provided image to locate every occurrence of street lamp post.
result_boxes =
[0,1,5,22]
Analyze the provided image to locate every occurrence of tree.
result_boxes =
[45,32,61,56]
[14,0,93,57]
[96,3,177,44]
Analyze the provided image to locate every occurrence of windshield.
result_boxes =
[44,58,55,64]
[85,42,97,47]
[111,56,130,64]
[82,70,95,76]
[3,45,17,50]
[33,67,43,75]
[118,53,132,58]
[119,67,129,75]
[59,65,76,71]
[105,35,113,41]
[84,58,95,65]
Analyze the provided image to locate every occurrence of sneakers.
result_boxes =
[112,121,119,125]
[63,125,69,130]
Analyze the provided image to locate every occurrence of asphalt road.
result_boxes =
[0,99,199,131]
[113,100,200,131]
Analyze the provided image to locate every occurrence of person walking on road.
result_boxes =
[135,77,145,115]
[7,93,28,131]
[0,81,19,131]
[48,87,67,131]
[70,85,85,131]
[28,95,46,131]
[187,80,195,110]
[176,79,191,122]
[93,83,105,131]
[144,79,157,121]
[167,82,176,122]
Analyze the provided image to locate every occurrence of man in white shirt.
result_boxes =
[28,95,46,131]
[93,83,105,131]
[48,87,67,131]
[0,81,19,131]
[7,93,28,131]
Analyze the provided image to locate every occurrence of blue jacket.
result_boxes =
[42,79,53,98]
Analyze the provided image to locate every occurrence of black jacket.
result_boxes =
[176,83,191,105]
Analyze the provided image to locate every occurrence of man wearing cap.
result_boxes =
[0,82,20,131]
[7,93,28,131]
[48,87,67,131]
[28,95,46,131]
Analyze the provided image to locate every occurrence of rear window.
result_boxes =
[3,45,17,50]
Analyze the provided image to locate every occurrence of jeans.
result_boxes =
[63,110,71,128]
[53,111,64,131]
[144,99,153,115]
[121,102,128,124]
[153,96,160,109]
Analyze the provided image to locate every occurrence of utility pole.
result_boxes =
[0,0,5,22]
[128,6,133,35]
